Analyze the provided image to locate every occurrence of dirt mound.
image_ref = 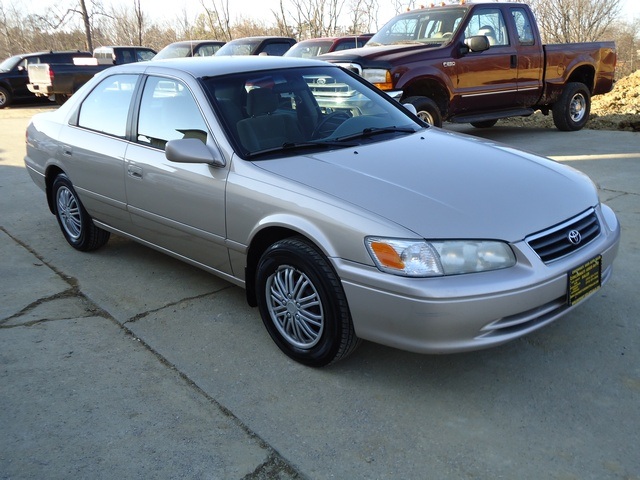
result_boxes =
[499,70,640,131]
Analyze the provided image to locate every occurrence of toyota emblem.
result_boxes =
[568,230,582,245]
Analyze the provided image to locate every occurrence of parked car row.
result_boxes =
[2,34,373,108]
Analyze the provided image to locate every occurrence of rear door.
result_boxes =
[58,73,139,229]
[509,6,543,107]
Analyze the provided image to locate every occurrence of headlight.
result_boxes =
[362,69,393,90]
[365,237,515,277]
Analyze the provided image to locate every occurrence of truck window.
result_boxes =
[370,10,466,46]
[511,8,535,46]
[464,9,509,46]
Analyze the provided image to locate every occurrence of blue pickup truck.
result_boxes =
[27,46,155,105]
[0,50,92,108]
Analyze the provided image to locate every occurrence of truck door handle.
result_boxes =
[128,165,143,179]
[511,55,518,68]
[62,145,72,156]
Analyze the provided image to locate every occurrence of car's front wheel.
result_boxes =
[256,237,360,367]
[0,86,11,108]
[51,174,110,251]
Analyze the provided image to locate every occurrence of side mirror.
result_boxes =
[165,138,225,167]
[463,35,491,53]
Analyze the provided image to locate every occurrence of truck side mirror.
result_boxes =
[463,36,491,53]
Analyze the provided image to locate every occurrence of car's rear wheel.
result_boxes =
[552,82,591,131]
[256,237,360,367]
[0,86,12,108]
[403,96,443,127]
[52,174,110,251]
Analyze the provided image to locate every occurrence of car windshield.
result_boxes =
[201,65,422,158]
[284,41,333,58]
[154,44,195,59]
[368,7,467,46]
[0,55,21,72]
[216,40,261,56]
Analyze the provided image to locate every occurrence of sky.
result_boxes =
[13,0,640,30]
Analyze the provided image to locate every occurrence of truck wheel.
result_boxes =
[552,82,591,131]
[403,96,443,127]
[0,86,12,108]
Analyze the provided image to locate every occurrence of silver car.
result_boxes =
[24,57,620,367]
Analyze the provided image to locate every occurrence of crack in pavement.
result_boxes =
[1,227,302,479]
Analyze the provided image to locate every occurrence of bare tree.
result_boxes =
[200,0,232,40]
[527,0,622,43]
[283,0,346,38]
[348,0,379,33]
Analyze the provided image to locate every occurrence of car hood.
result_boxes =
[320,43,443,64]
[255,129,599,241]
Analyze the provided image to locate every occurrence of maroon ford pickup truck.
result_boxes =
[320,2,616,131]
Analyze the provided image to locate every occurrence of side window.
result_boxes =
[137,76,208,150]
[137,49,156,61]
[261,42,292,56]
[465,9,509,46]
[334,40,356,51]
[511,8,535,46]
[120,49,135,64]
[77,74,138,137]
[194,45,219,57]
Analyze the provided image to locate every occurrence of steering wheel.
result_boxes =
[312,111,352,139]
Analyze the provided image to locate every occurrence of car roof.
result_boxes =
[225,36,296,43]
[167,40,225,46]
[106,55,330,78]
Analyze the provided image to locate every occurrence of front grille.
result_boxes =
[526,209,600,263]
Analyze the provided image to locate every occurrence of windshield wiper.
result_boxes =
[244,139,358,158]
[334,126,417,142]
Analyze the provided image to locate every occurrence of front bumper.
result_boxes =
[336,204,620,354]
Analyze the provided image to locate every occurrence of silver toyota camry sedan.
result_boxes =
[24,56,620,366]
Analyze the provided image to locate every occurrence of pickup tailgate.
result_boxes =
[28,63,52,87]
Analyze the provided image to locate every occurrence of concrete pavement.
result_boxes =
[1,106,639,479]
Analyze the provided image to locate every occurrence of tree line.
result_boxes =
[1,0,638,77]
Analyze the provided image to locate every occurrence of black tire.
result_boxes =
[471,119,498,129]
[552,82,591,131]
[0,86,12,108]
[51,174,110,251]
[403,95,443,127]
[256,237,360,367]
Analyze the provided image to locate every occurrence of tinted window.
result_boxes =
[137,49,156,61]
[78,74,138,137]
[136,76,208,150]
[261,42,292,56]
[334,40,357,51]
[194,44,221,56]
